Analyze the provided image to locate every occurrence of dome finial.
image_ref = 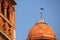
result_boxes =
[40,8,44,19]
[39,8,44,22]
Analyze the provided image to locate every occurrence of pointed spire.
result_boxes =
[39,8,44,23]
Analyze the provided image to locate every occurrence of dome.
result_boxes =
[27,22,56,40]
[27,8,56,40]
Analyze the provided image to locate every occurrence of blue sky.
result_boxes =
[16,0,60,40]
